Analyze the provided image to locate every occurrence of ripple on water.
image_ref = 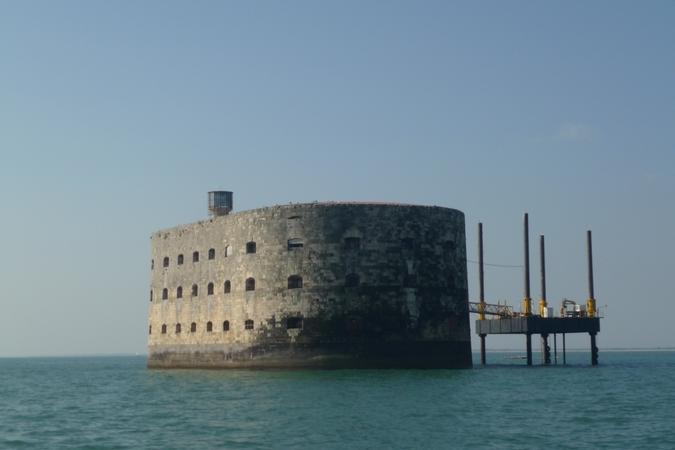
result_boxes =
[1,353,675,449]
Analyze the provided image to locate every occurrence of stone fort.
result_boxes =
[148,192,471,368]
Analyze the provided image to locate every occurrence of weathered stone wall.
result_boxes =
[148,202,471,368]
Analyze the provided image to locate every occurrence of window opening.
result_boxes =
[246,241,256,254]
[190,322,197,332]
[207,282,214,295]
[162,288,168,300]
[163,257,169,268]
[178,254,184,265]
[245,319,254,330]
[177,286,183,298]
[245,278,256,291]
[207,321,213,332]
[193,251,199,262]
[286,317,303,329]
[223,320,230,331]
[208,248,215,260]
[288,275,303,289]
[442,240,456,252]
[288,238,304,250]
[345,237,361,250]
[404,274,417,288]
[345,273,360,287]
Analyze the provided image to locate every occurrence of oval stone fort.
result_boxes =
[148,193,471,368]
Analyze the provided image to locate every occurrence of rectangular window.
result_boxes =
[286,317,303,329]
[288,238,304,250]
[345,237,361,250]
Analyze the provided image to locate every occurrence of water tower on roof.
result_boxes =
[208,191,233,217]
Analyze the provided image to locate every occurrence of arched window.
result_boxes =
[175,323,182,334]
[162,288,168,300]
[347,317,363,333]
[246,241,256,254]
[176,286,183,298]
[286,317,303,329]
[345,273,360,287]
[151,259,154,270]
[150,290,153,302]
[177,254,184,265]
[192,284,198,297]
[163,257,169,268]
[345,237,361,250]
[207,282,214,295]
[288,238,304,250]
[224,280,231,294]
[149,325,152,334]
[207,321,213,332]
[190,322,197,332]
[193,251,199,262]
[245,319,254,330]
[245,278,255,291]
[404,274,417,288]
[442,240,456,252]
[224,245,231,257]
[288,275,303,289]
[161,324,167,334]
[208,248,215,260]
[223,320,230,331]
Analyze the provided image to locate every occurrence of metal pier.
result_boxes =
[474,213,601,366]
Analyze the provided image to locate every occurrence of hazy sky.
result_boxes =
[1,1,674,356]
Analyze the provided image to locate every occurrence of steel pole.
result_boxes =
[522,213,532,315]
[480,335,486,366]
[586,230,597,318]
[539,235,547,316]
[478,223,485,319]
[478,222,486,365]
[587,230,594,299]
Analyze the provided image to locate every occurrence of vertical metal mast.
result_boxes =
[540,234,551,364]
[586,230,597,318]
[478,223,486,321]
[587,230,599,365]
[522,213,532,316]
[478,222,487,366]
[523,213,532,366]
[539,235,547,316]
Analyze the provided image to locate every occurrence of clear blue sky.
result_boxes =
[1,1,674,356]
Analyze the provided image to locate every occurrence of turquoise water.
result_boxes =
[1,352,674,449]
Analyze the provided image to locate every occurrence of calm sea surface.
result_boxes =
[1,351,674,449]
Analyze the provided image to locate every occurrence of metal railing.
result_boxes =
[469,302,514,318]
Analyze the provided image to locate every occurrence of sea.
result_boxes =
[1,351,674,449]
